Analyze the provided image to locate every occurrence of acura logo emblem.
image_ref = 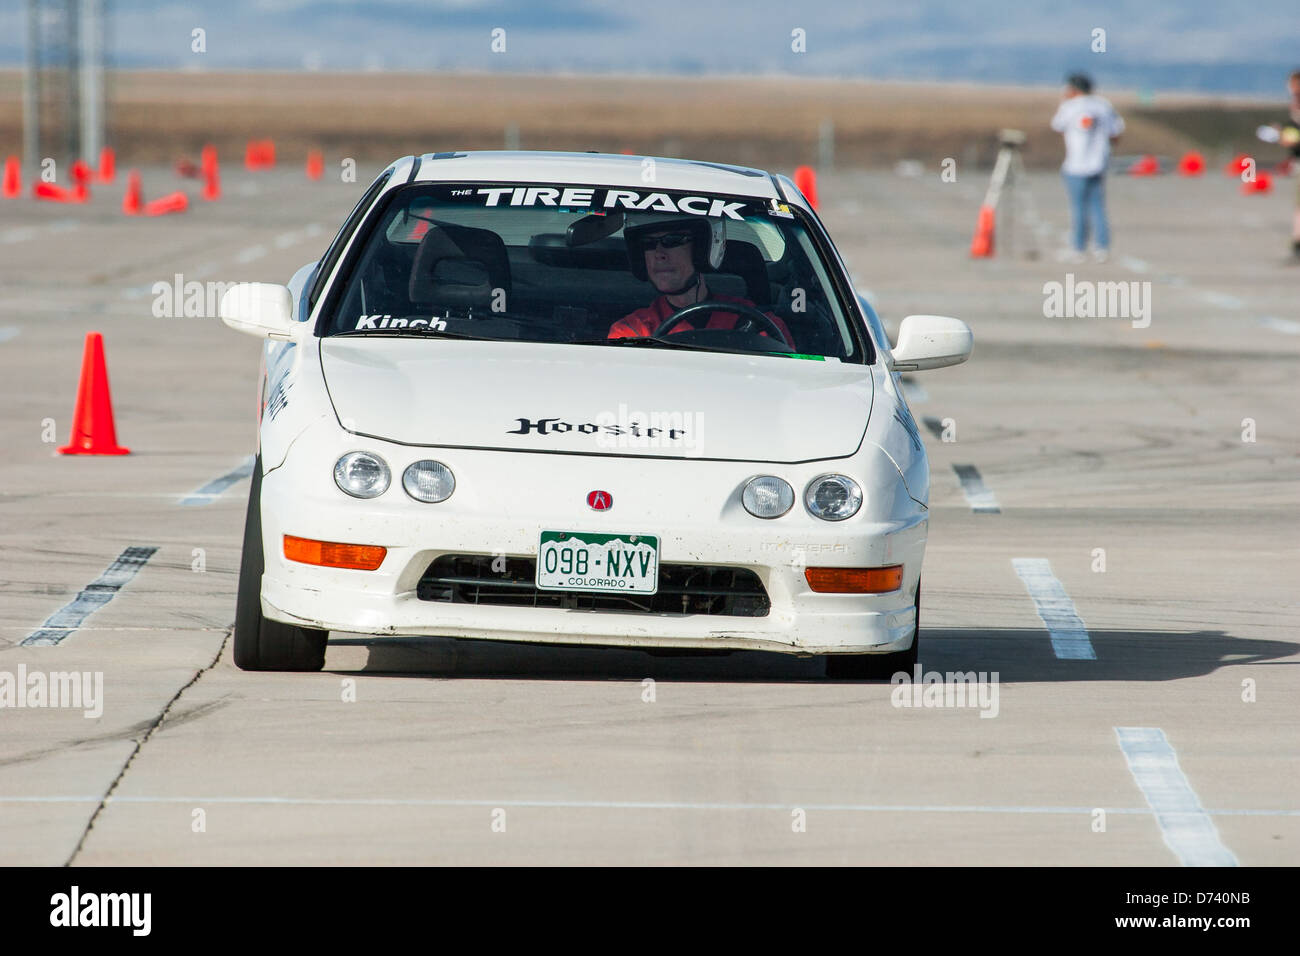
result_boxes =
[587,490,613,511]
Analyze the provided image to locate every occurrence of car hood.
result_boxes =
[319,338,873,463]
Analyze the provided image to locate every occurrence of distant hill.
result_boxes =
[0,0,1296,95]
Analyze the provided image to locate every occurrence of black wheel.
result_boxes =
[825,578,921,681]
[233,454,328,671]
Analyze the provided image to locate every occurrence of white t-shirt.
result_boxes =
[1051,95,1125,176]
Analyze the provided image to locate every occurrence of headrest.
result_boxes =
[409,221,511,307]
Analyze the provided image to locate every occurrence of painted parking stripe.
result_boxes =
[1011,558,1095,660]
[234,244,268,264]
[953,464,999,513]
[0,327,19,343]
[1115,727,1239,867]
[922,416,945,439]
[1199,291,1244,310]
[21,547,158,646]
[179,455,255,506]
[1258,316,1300,335]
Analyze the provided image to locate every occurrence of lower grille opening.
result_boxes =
[417,554,770,617]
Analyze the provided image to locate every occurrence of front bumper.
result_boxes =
[258,442,927,655]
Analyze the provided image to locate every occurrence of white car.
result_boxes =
[221,151,971,676]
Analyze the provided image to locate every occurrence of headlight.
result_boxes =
[804,474,862,521]
[402,460,455,503]
[742,476,794,518]
[334,451,390,499]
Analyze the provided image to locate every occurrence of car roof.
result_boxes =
[405,150,786,200]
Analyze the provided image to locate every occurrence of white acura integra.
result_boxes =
[220,151,971,676]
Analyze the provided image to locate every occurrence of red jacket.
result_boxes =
[609,293,795,347]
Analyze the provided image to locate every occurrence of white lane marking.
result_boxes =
[20,547,159,646]
[0,795,1295,816]
[952,464,1000,513]
[1120,256,1150,273]
[0,327,19,343]
[1258,316,1300,334]
[1115,727,1239,867]
[898,377,928,404]
[1,219,81,244]
[178,455,255,506]
[0,626,229,632]
[1011,558,1095,660]
[0,492,244,499]
[234,244,268,264]
[1199,291,1244,310]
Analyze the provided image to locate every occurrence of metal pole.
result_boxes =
[23,0,41,169]
[65,0,80,164]
[79,0,102,160]
[818,117,834,171]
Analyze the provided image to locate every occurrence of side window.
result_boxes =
[307,168,395,311]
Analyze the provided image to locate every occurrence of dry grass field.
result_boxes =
[0,69,1287,172]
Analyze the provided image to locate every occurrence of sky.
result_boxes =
[1,0,1297,95]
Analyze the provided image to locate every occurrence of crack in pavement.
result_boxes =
[64,627,232,866]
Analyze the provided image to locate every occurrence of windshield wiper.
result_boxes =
[569,336,715,352]
[331,326,486,340]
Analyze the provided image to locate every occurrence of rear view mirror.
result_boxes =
[889,315,973,371]
[219,283,296,340]
[566,211,625,247]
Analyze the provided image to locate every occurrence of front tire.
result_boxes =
[233,454,328,671]
[825,578,920,681]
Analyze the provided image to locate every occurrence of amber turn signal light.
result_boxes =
[805,565,903,593]
[284,534,386,571]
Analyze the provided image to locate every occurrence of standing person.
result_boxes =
[1051,73,1125,263]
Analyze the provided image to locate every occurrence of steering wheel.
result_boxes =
[653,300,788,343]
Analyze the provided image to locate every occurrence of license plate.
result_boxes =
[537,531,659,594]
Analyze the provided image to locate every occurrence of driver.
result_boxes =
[608,215,794,346]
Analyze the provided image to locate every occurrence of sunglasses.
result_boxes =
[641,232,693,250]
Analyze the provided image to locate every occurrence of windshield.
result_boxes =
[321,182,864,361]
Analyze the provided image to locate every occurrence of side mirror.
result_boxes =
[219,283,296,340]
[889,315,973,371]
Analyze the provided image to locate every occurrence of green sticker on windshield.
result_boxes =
[774,352,826,361]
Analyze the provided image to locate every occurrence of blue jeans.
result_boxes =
[1063,172,1110,251]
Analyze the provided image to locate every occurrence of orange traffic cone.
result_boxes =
[306,149,324,180]
[245,139,276,170]
[1241,170,1274,194]
[1177,151,1205,176]
[969,204,995,257]
[96,146,116,183]
[70,160,93,202]
[58,332,129,456]
[201,144,220,200]
[2,156,19,198]
[1223,154,1253,177]
[1128,154,1159,176]
[122,170,142,214]
[793,165,818,210]
[34,181,76,202]
[143,192,189,216]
